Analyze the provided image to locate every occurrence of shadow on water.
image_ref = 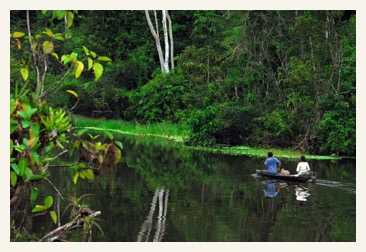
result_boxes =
[30,134,356,242]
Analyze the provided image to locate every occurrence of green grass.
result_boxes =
[217,146,343,160]
[72,116,345,160]
[72,115,191,142]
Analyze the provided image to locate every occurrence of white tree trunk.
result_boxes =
[167,11,174,70]
[145,10,166,72]
[145,10,174,73]
[162,10,170,72]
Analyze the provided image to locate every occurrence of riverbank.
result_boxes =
[72,116,346,160]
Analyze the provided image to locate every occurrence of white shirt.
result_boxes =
[296,161,310,174]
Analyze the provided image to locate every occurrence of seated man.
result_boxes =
[264,152,281,174]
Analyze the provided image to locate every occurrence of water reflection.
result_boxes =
[261,179,312,202]
[28,135,355,242]
[137,188,169,242]
[263,180,279,198]
[295,185,310,202]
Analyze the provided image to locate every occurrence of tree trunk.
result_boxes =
[167,11,174,70]
[145,10,173,73]
[162,10,170,72]
[145,10,166,72]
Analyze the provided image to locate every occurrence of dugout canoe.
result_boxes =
[256,169,316,182]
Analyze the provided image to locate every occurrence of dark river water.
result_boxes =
[32,134,356,242]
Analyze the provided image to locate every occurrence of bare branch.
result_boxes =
[26,10,41,101]
[40,65,73,99]
[43,149,69,172]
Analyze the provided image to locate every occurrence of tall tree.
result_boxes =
[145,10,174,72]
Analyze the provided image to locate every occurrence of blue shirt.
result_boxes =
[264,157,281,174]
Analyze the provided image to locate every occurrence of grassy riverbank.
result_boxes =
[72,116,345,160]
[72,116,191,142]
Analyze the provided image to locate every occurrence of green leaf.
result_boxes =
[50,211,57,224]
[53,33,64,41]
[12,32,26,38]
[115,141,123,150]
[20,67,29,81]
[79,171,86,179]
[17,108,37,119]
[74,140,81,150]
[75,61,84,78]
[31,187,38,206]
[18,158,28,177]
[52,10,66,20]
[93,62,104,81]
[10,119,18,134]
[66,90,78,98]
[82,46,89,55]
[84,169,95,180]
[10,141,14,157]
[88,133,99,140]
[61,55,71,65]
[43,28,53,38]
[11,163,19,175]
[42,41,54,54]
[26,137,37,148]
[32,205,47,213]
[24,168,34,182]
[10,100,17,115]
[55,139,64,149]
[75,129,88,137]
[21,119,31,129]
[82,141,89,151]
[90,51,97,58]
[70,52,78,61]
[51,52,59,60]
[73,172,79,184]
[14,144,27,153]
[69,143,75,157]
[97,56,112,62]
[10,171,17,187]
[87,57,93,70]
[44,196,54,209]
[30,123,40,138]
[66,11,74,29]
[115,149,121,163]
[30,151,40,165]
[105,131,113,140]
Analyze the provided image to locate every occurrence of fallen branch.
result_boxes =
[39,210,101,242]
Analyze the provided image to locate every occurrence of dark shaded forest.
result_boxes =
[10,10,356,156]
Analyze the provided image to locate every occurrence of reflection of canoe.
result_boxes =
[256,169,315,182]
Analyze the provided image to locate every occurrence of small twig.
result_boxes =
[31,211,48,218]
[40,65,73,99]
[45,178,65,202]
[49,162,79,168]
[43,149,68,172]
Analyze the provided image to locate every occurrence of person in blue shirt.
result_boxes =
[264,152,281,174]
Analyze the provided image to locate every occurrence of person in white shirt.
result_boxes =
[296,156,310,176]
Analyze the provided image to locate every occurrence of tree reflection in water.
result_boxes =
[137,188,169,242]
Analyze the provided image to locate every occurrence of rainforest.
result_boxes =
[10,10,356,242]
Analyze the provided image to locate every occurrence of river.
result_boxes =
[32,134,356,242]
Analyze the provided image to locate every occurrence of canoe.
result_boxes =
[256,169,315,182]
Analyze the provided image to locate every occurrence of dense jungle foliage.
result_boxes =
[10,10,356,157]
